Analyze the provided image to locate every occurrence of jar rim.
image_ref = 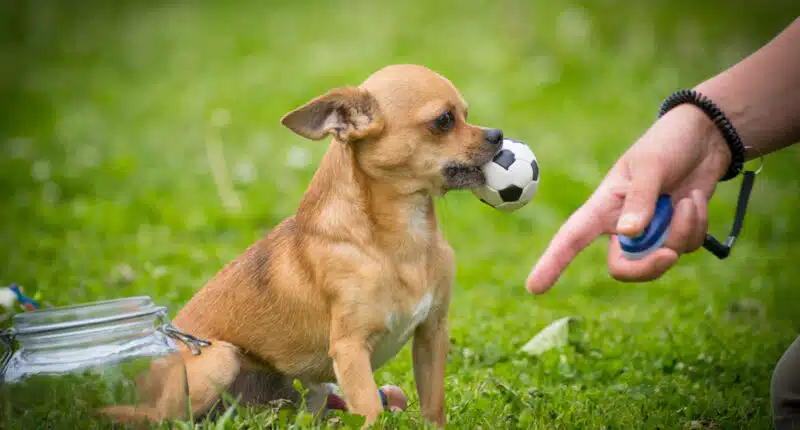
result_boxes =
[8,296,166,336]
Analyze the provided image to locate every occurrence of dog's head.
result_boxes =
[280,64,503,195]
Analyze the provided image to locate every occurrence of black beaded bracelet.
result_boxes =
[657,89,746,182]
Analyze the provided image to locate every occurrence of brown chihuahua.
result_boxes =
[102,64,504,428]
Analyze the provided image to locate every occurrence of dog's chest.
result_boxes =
[370,292,434,370]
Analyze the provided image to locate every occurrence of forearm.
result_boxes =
[695,17,800,160]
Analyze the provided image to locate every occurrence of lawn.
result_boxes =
[1,0,800,428]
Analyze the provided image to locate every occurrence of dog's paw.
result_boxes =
[324,385,408,412]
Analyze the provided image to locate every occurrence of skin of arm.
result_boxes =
[694,16,800,162]
[525,17,800,292]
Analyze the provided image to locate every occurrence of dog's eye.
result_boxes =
[433,111,455,132]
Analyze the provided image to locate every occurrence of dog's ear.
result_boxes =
[280,87,384,142]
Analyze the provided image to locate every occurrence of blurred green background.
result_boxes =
[1,0,799,428]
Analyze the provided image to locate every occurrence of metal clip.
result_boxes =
[158,323,211,356]
[0,329,16,380]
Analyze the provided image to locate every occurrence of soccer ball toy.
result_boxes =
[472,138,540,212]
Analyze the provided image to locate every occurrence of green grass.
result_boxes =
[2,0,800,428]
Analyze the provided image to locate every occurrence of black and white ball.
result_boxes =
[472,138,540,212]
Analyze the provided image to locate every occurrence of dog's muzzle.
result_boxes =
[442,128,504,191]
[443,163,485,190]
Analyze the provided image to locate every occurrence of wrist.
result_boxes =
[687,105,733,181]
[659,90,743,181]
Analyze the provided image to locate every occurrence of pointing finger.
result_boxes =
[526,202,608,294]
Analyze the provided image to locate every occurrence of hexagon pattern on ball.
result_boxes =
[504,139,535,161]
[506,161,533,188]
[471,138,539,213]
[481,162,514,190]
[492,149,516,170]
[498,185,523,202]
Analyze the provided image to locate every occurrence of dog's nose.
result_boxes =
[484,129,503,145]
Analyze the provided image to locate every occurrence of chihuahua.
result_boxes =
[102,64,504,428]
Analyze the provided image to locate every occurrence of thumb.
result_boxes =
[616,163,664,237]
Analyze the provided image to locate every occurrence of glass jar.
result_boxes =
[0,296,209,429]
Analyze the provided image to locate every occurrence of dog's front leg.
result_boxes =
[412,307,449,428]
[329,311,384,427]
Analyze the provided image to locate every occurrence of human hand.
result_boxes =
[526,104,733,294]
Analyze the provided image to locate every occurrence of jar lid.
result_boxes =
[9,296,167,337]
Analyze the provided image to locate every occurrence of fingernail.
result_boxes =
[525,272,535,290]
[526,271,541,293]
[526,275,552,295]
[617,213,640,234]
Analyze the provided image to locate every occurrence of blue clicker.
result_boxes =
[618,194,673,260]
